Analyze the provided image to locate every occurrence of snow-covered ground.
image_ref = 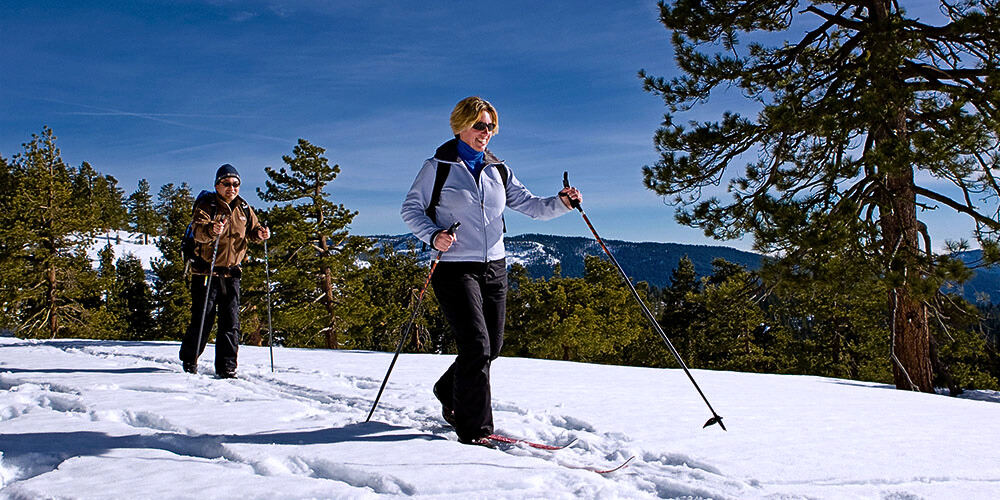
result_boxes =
[2,336,998,499]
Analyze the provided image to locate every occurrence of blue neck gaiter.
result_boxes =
[457,138,485,180]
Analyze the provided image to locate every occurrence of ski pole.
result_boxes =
[195,215,227,366]
[562,172,726,431]
[366,221,460,422]
[263,223,275,372]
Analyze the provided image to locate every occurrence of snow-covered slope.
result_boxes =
[2,336,998,499]
[86,231,162,270]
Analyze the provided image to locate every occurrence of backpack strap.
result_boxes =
[497,165,509,189]
[238,199,251,239]
[424,162,509,230]
[425,162,451,224]
[497,165,508,233]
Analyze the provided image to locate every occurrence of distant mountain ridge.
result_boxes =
[953,250,1000,303]
[369,234,1000,301]
[368,233,764,288]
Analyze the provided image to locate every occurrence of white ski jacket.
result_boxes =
[401,138,571,263]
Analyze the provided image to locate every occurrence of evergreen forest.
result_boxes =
[2,128,999,393]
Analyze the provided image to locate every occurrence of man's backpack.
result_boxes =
[181,190,218,267]
[425,163,509,228]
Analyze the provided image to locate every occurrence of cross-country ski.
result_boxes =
[486,433,578,450]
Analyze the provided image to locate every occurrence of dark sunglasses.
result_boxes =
[220,180,240,188]
[471,121,496,132]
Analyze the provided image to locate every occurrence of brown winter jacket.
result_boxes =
[190,192,263,275]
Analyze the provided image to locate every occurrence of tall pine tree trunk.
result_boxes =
[879,124,934,393]
[315,180,339,350]
[888,287,933,392]
[882,197,934,393]
[870,1,934,392]
[45,170,59,339]
[319,223,338,349]
[323,265,337,349]
[47,265,58,339]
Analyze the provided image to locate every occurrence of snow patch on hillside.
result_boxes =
[86,231,161,270]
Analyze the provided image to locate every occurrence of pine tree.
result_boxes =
[691,260,789,372]
[75,162,128,237]
[258,139,367,349]
[150,183,194,340]
[505,256,646,364]
[87,243,127,339]
[661,256,704,357]
[627,256,706,368]
[0,154,19,329]
[128,179,158,245]
[342,243,449,353]
[115,254,154,340]
[925,283,999,391]
[641,1,1000,392]
[8,128,101,338]
[764,249,892,383]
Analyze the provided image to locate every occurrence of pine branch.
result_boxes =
[913,185,1000,231]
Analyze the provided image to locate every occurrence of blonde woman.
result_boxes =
[401,97,581,446]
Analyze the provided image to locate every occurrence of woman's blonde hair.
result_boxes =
[450,96,499,135]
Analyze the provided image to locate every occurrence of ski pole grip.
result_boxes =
[446,221,461,235]
[562,171,581,211]
[213,215,228,236]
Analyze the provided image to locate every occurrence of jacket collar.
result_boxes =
[434,137,501,165]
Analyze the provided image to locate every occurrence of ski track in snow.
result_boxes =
[2,338,998,499]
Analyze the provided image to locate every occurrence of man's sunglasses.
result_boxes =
[471,121,496,132]
[220,180,240,188]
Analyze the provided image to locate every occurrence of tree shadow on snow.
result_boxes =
[829,379,1000,404]
[1,367,172,375]
[956,389,1000,404]
[234,422,446,446]
[0,339,163,350]
[828,379,897,391]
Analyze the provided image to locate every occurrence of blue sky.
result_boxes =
[0,1,980,251]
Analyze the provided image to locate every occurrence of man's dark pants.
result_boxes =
[179,274,241,374]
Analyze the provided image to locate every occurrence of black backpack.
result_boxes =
[425,163,509,230]
[181,190,218,266]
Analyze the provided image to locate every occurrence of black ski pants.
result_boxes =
[431,259,507,442]
[179,274,241,374]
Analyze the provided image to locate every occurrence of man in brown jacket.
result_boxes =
[179,164,270,378]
